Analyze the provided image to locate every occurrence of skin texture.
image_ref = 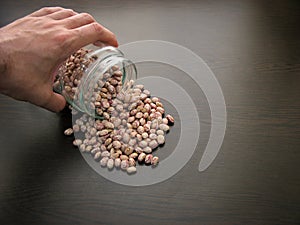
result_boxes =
[0,7,118,112]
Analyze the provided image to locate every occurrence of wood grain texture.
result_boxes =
[0,0,299,224]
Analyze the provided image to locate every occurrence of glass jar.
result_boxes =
[54,45,137,118]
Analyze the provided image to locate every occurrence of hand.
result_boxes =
[0,7,118,112]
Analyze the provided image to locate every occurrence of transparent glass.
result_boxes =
[54,45,137,118]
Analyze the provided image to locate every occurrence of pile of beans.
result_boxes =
[58,49,174,174]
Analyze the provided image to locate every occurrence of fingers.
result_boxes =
[30,7,118,48]
[60,13,118,47]
[72,22,118,48]
[47,9,77,20]
[93,41,107,48]
[62,13,95,29]
[30,7,64,17]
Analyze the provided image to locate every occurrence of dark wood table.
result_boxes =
[1,1,299,224]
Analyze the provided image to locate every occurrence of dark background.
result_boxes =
[0,0,299,224]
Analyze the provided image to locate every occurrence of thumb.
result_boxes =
[43,91,66,112]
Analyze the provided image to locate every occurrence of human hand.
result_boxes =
[0,7,118,112]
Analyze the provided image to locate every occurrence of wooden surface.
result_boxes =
[1,0,300,224]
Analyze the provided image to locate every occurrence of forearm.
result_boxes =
[0,38,7,93]
[0,55,6,76]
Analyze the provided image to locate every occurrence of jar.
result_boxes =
[54,45,137,118]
